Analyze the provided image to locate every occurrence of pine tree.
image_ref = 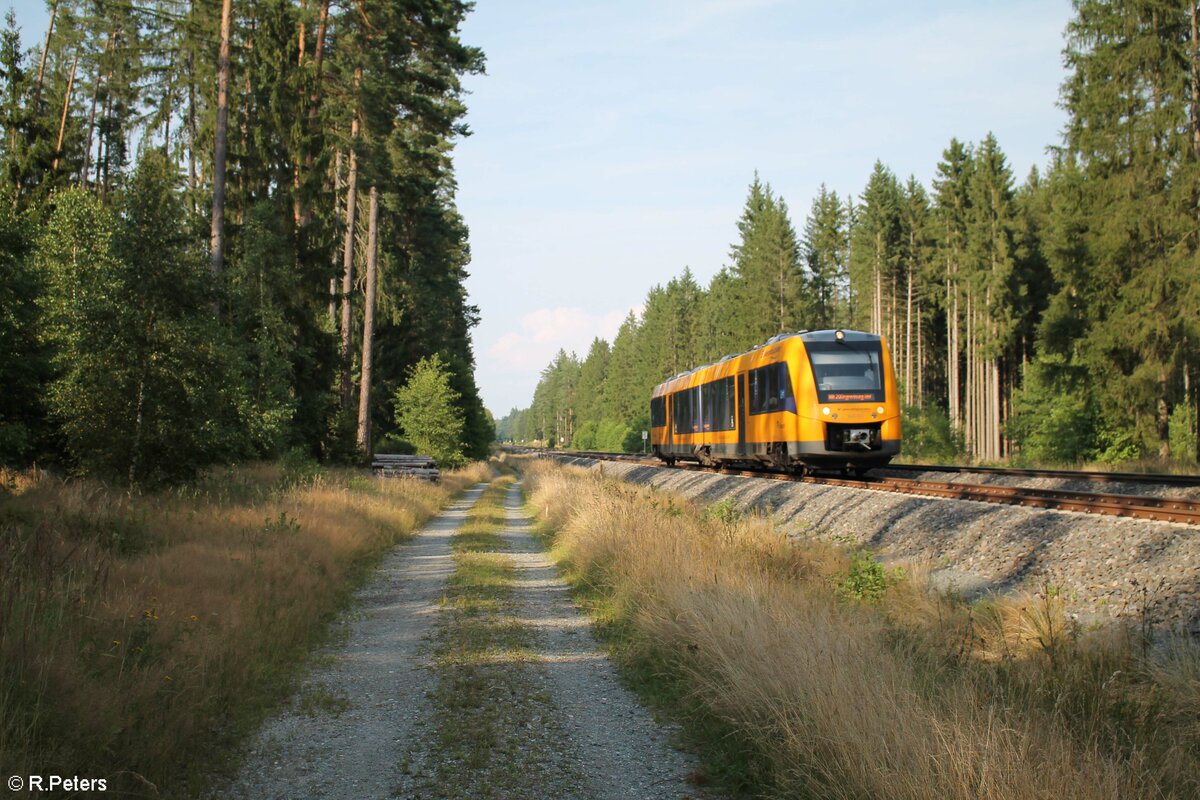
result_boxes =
[1060,0,1200,457]
[898,176,934,407]
[849,161,903,336]
[802,184,849,330]
[727,175,807,347]
[933,139,974,433]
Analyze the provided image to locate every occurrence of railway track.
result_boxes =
[881,462,1200,488]
[512,448,1200,526]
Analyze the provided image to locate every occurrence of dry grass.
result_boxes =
[521,458,1200,800]
[0,459,492,797]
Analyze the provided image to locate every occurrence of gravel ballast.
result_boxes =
[567,458,1200,633]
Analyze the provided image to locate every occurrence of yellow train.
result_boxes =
[650,329,901,474]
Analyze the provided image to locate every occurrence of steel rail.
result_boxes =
[521,449,1200,526]
[880,462,1200,488]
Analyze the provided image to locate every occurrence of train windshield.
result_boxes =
[807,342,885,403]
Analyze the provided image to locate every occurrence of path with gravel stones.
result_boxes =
[222,480,707,800]
[497,481,700,799]
[221,483,489,799]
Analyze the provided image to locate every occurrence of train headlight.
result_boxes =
[876,406,884,415]
[822,407,830,416]
[835,329,845,342]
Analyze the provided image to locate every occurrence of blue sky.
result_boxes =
[8,0,1074,416]
[457,0,1073,414]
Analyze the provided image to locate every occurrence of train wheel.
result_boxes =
[773,443,789,470]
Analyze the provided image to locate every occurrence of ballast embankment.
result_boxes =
[558,456,1200,633]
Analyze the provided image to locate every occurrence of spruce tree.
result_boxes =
[802,184,849,330]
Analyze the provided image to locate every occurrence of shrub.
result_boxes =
[393,354,466,467]
[900,405,962,461]
[1008,355,1099,465]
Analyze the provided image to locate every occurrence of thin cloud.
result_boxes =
[488,306,633,372]
[652,0,789,41]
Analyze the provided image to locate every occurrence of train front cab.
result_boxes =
[790,330,901,471]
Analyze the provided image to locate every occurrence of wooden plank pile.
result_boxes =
[372,453,439,481]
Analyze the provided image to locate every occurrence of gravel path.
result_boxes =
[222,480,707,800]
[220,483,489,799]
[499,482,704,800]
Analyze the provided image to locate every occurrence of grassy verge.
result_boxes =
[0,458,492,797]
[519,457,1200,800]
[408,476,581,798]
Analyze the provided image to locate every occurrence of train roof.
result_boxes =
[798,329,881,344]
[651,329,882,393]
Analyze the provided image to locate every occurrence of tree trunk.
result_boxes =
[33,0,58,111]
[82,32,114,187]
[339,147,358,408]
[186,42,197,211]
[991,359,1001,461]
[952,273,960,431]
[965,292,975,458]
[339,70,362,409]
[778,253,785,332]
[298,0,332,228]
[210,0,232,278]
[356,187,379,455]
[916,296,924,407]
[129,373,146,487]
[50,53,77,173]
[890,272,898,387]
[162,53,174,152]
[97,87,112,197]
[905,263,913,405]
[329,151,342,327]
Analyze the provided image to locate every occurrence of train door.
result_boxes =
[666,393,673,449]
[736,374,747,449]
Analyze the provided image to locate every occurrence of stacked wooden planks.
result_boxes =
[372,453,439,481]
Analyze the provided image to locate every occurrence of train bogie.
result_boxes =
[649,330,901,474]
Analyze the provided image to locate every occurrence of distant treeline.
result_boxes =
[499,1,1200,467]
[0,0,492,483]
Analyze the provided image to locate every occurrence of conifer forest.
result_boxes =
[0,0,491,483]
[500,2,1200,469]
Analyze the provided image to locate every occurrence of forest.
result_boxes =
[0,0,492,484]
[500,1,1200,468]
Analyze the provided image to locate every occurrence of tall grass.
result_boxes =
[0,460,492,797]
[523,459,1200,800]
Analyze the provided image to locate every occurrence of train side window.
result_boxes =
[672,390,690,435]
[700,381,724,431]
[710,376,734,431]
[748,363,795,415]
[650,396,666,428]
